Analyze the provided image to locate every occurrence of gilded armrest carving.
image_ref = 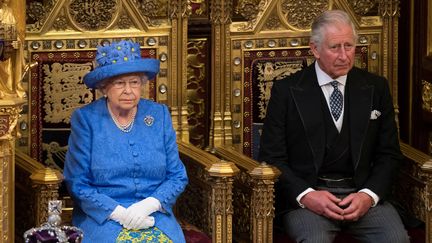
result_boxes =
[15,149,63,226]
[214,146,280,243]
[399,142,432,243]
[177,141,239,243]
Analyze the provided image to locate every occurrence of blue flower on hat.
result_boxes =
[95,45,111,67]
[83,40,160,89]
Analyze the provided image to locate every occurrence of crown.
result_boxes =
[24,200,83,243]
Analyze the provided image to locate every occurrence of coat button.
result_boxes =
[133,152,138,157]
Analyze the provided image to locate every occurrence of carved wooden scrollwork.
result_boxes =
[33,183,61,225]
[422,80,432,112]
[26,0,57,32]
[379,0,400,17]
[235,0,261,21]
[211,176,235,243]
[281,0,328,30]
[232,0,268,31]
[348,0,378,16]
[176,158,212,235]
[68,0,119,31]
[0,107,21,139]
[132,0,168,17]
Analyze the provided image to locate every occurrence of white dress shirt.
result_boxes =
[315,62,347,132]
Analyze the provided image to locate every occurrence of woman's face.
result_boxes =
[102,73,146,113]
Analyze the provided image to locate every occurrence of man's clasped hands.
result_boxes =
[300,191,374,221]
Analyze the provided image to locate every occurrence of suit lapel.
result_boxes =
[347,69,374,170]
[290,65,325,172]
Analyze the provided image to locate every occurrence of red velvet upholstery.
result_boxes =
[179,220,211,243]
[183,229,211,243]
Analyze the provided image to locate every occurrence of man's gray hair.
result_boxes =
[310,10,358,48]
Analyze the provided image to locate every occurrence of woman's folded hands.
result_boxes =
[110,197,161,229]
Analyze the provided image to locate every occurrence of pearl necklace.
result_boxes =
[108,105,136,133]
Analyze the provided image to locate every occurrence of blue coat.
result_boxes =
[63,98,188,243]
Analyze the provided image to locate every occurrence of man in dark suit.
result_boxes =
[258,10,409,243]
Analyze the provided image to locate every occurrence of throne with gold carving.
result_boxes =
[209,1,429,242]
[15,1,235,243]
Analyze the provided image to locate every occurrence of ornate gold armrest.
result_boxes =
[399,142,432,243]
[213,146,280,243]
[177,141,239,243]
[15,149,63,226]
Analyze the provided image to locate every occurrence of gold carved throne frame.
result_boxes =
[212,0,425,242]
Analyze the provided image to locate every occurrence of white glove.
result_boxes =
[110,205,127,223]
[123,215,155,230]
[111,205,155,229]
[123,197,161,228]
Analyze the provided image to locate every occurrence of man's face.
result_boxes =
[310,23,356,79]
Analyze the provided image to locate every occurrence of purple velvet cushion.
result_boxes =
[24,226,83,243]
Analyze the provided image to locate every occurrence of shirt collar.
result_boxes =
[315,62,347,87]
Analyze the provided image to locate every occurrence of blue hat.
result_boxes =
[83,40,160,89]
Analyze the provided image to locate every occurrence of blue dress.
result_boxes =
[63,98,188,243]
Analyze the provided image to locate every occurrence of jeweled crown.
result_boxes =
[24,200,83,243]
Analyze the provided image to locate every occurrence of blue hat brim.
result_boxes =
[83,59,160,89]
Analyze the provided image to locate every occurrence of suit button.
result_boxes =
[129,140,135,146]
[133,152,138,157]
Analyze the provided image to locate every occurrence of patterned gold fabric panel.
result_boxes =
[187,39,210,149]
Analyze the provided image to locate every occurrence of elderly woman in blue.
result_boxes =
[63,40,188,243]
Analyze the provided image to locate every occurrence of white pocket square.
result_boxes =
[370,110,381,120]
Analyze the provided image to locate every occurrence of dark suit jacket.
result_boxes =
[258,63,403,214]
